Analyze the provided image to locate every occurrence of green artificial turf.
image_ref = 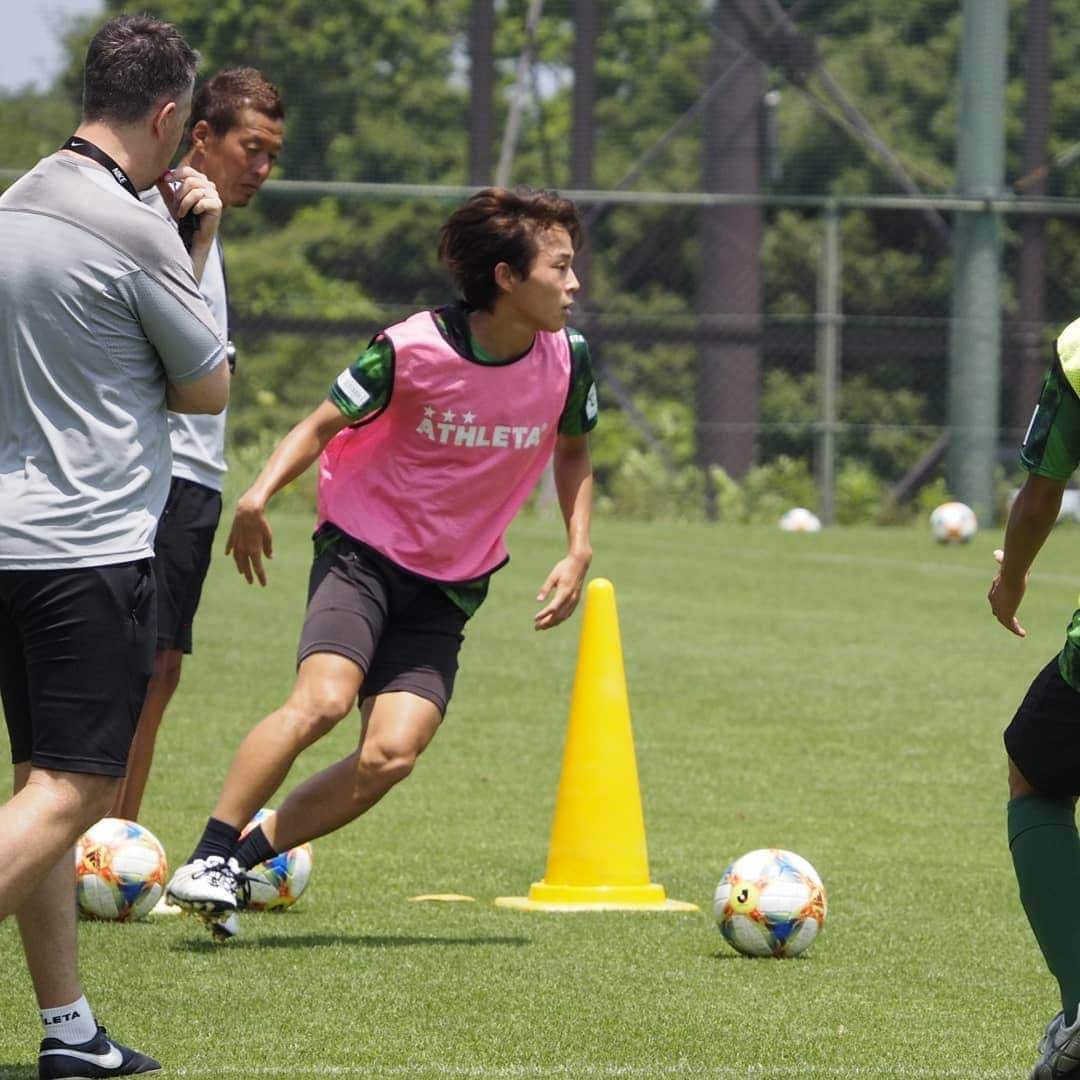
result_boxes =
[0,511,1070,1077]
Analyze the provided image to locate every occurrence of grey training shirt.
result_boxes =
[143,184,229,492]
[0,153,227,569]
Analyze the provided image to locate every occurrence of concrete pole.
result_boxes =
[946,0,1007,523]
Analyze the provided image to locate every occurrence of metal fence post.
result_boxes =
[816,203,841,525]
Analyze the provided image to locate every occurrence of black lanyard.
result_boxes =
[61,135,201,252]
[61,136,140,201]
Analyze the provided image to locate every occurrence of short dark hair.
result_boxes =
[190,67,285,138]
[438,187,583,312]
[82,15,199,124]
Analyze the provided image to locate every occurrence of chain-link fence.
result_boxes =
[218,180,1080,526]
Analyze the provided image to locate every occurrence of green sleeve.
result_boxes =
[557,327,599,436]
[328,335,394,423]
[1020,359,1080,481]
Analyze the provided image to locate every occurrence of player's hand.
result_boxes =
[988,547,1027,637]
[225,501,273,586]
[156,166,223,239]
[534,553,590,631]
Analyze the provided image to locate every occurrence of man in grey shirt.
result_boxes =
[112,68,286,827]
[0,14,229,1078]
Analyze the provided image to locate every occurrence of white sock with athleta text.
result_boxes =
[41,995,96,1045]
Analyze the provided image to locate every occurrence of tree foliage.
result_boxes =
[0,0,1075,516]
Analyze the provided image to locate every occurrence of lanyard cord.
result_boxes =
[61,136,141,201]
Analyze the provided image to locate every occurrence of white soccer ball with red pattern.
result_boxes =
[75,818,168,922]
[779,507,822,533]
[929,501,978,543]
[713,848,827,958]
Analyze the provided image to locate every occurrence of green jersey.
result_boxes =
[1020,317,1080,687]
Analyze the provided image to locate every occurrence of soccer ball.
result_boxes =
[75,818,168,922]
[713,848,827,958]
[929,501,978,543]
[240,808,313,911]
[779,507,822,533]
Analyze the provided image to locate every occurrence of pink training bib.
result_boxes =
[317,310,572,582]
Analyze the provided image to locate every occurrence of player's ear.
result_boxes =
[189,119,213,153]
[493,261,517,295]
[151,99,178,139]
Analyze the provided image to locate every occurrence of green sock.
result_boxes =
[1008,795,1080,1023]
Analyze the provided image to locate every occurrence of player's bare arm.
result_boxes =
[165,355,230,415]
[535,433,593,630]
[989,473,1067,637]
[227,400,352,586]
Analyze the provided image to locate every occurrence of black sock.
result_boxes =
[189,817,242,863]
[233,824,277,871]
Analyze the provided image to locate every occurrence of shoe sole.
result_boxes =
[1033,1036,1080,1079]
[165,892,236,916]
[176,906,239,943]
[42,1070,162,1079]
[211,919,240,943]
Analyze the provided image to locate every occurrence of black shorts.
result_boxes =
[0,560,156,776]
[1004,654,1080,797]
[297,534,467,714]
[154,476,222,653]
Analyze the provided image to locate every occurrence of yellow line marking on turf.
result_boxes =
[408,893,476,902]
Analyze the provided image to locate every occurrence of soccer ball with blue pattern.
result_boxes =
[240,808,313,911]
[713,848,827,958]
[75,818,168,922]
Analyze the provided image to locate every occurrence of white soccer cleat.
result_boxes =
[165,856,244,915]
[211,912,241,943]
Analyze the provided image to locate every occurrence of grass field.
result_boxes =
[0,509,1075,1078]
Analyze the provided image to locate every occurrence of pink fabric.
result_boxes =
[317,310,571,582]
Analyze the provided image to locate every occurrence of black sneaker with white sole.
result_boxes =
[38,1025,160,1078]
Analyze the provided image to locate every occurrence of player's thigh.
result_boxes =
[297,542,391,678]
[0,563,155,776]
[1004,654,1080,798]
[291,651,365,725]
[361,581,466,717]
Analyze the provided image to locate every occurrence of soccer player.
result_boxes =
[165,186,597,931]
[990,315,1080,1080]
[111,68,286,824]
[0,15,229,1078]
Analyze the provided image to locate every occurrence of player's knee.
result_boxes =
[1008,756,1039,799]
[85,780,122,825]
[284,695,354,744]
[152,652,183,696]
[56,773,123,830]
[358,742,417,789]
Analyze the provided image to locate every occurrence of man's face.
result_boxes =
[503,225,579,333]
[192,107,284,207]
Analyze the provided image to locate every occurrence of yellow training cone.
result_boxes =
[496,578,697,912]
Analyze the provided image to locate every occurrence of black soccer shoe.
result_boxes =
[38,1025,161,1078]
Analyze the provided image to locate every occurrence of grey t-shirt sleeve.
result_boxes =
[117,268,226,384]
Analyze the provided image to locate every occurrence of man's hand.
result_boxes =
[988,548,1028,638]
[534,553,590,631]
[225,500,273,586]
[156,166,223,239]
